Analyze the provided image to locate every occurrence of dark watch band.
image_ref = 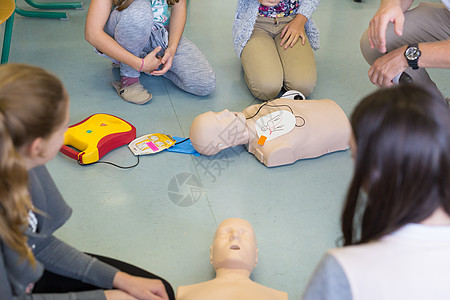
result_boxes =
[404,44,421,70]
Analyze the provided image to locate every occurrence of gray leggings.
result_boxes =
[360,2,450,96]
[105,0,215,96]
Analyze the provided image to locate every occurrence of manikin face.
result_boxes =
[210,218,258,273]
[190,110,248,155]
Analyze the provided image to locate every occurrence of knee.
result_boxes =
[196,71,216,96]
[246,76,282,100]
[285,72,317,98]
[285,80,316,98]
[250,84,281,100]
[121,0,153,29]
[127,0,153,12]
[360,29,379,65]
[189,69,216,96]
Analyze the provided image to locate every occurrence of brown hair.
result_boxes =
[0,63,68,264]
[113,0,180,11]
[342,85,450,246]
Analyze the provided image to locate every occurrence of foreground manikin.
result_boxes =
[189,97,351,167]
[176,218,287,300]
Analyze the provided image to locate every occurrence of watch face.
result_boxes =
[406,47,420,60]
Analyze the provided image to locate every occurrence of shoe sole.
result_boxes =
[112,81,152,105]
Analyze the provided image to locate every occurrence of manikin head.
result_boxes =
[189,110,249,155]
[210,218,258,274]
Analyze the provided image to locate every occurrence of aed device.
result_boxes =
[60,114,136,164]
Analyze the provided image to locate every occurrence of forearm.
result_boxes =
[167,0,186,51]
[297,0,319,20]
[34,236,118,288]
[14,290,106,300]
[418,40,450,69]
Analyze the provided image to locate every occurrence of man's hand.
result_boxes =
[280,14,307,49]
[368,45,408,87]
[368,1,405,53]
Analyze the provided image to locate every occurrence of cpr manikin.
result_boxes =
[189,94,351,167]
[176,218,287,300]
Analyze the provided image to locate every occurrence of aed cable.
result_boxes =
[246,102,306,127]
[174,137,190,145]
[78,155,140,169]
[76,137,190,169]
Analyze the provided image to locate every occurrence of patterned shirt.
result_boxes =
[28,210,38,233]
[258,0,300,17]
[151,0,170,25]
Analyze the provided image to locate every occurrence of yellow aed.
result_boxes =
[60,114,136,164]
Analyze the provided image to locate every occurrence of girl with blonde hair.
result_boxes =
[0,63,174,299]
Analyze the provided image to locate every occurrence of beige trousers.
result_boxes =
[360,2,450,95]
[241,16,317,100]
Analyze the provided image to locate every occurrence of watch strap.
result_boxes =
[405,44,420,70]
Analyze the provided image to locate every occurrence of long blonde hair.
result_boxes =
[113,0,180,11]
[0,63,68,264]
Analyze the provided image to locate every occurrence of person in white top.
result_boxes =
[360,0,450,98]
[303,84,450,300]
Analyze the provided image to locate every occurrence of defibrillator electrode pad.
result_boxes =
[128,133,176,155]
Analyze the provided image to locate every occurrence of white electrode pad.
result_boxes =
[255,110,296,143]
[128,133,176,155]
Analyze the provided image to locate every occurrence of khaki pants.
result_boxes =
[241,16,317,100]
[360,2,450,95]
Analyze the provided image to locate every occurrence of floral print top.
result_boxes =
[151,0,170,25]
[258,0,300,17]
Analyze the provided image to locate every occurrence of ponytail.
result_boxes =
[0,63,68,264]
[342,85,450,246]
[0,111,35,264]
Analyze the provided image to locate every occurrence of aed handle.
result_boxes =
[60,145,83,162]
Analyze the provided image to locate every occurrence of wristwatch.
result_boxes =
[404,44,421,70]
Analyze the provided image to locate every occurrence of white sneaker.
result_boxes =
[281,90,305,100]
[112,81,152,105]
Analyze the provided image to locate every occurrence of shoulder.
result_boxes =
[28,165,68,208]
[327,240,391,265]
[28,165,72,233]
[302,253,352,300]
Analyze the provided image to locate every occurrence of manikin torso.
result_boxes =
[176,218,288,300]
[189,98,351,167]
[177,270,287,300]
[242,98,351,167]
